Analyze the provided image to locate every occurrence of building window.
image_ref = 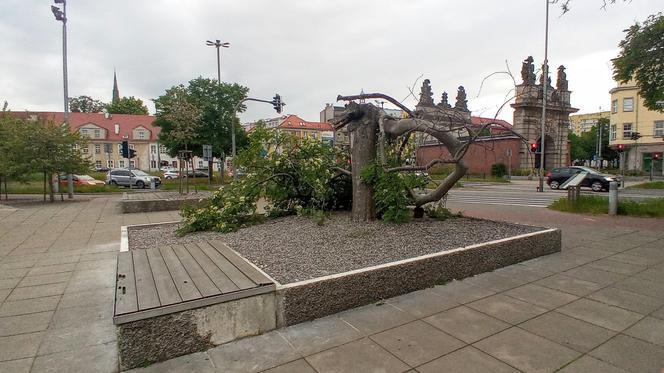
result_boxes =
[160,145,167,153]
[80,129,89,137]
[172,161,178,168]
[150,145,157,154]
[655,121,664,137]
[119,160,125,168]
[130,160,135,168]
[118,143,123,153]
[198,160,204,168]
[129,144,135,150]
[94,129,101,138]
[151,160,157,168]
[94,144,101,154]
[623,97,634,112]
[610,124,617,140]
[107,160,114,168]
[138,131,146,140]
[104,143,113,154]
[82,145,89,154]
[95,160,102,168]
[611,100,618,113]
[622,123,633,139]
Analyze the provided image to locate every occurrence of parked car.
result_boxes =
[93,166,110,172]
[163,170,180,180]
[58,174,105,186]
[186,170,209,178]
[106,169,161,189]
[546,166,616,192]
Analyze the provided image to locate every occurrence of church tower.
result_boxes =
[112,70,120,105]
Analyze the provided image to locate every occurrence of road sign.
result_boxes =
[202,144,212,161]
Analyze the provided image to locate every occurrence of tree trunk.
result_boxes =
[48,173,54,202]
[350,105,379,221]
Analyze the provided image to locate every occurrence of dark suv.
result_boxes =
[546,166,615,192]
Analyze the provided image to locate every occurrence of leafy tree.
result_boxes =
[154,77,249,159]
[568,118,617,163]
[69,95,106,113]
[106,96,149,115]
[613,13,664,112]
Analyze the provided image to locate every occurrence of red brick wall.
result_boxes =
[417,138,522,175]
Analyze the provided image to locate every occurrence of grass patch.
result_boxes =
[549,195,664,218]
[628,181,664,189]
[3,181,124,194]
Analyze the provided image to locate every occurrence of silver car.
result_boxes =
[106,169,161,189]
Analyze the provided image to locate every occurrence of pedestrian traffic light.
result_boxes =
[128,149,136,159]
[530,143,538,153]
[616,144,625,152]
[630,132,642,140]
[654,153,661,161]
[121,140,129,158]
[272,94,283,114]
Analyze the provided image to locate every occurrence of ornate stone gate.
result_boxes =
[511,56,578,170]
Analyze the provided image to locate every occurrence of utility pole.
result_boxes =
[598,107,603,171]
[538,0,549,193]
[205,39,230,184]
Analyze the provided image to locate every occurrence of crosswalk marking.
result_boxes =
[443,190,562,208]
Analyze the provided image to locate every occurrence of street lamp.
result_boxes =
[52,0,74,199]
[205,39,230,183]
[538,0,549,193]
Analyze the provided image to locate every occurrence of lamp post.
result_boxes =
[205,39,230,182]
[538,0,549,193]
[51,0,73,199]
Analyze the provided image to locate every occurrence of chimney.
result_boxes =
[114,124,120,135]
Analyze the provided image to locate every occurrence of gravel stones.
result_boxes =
[129,214,543,284]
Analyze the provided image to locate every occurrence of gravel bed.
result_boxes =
[129,214,543,284]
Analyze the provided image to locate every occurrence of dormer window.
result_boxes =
[80,129,89,137]
[94,129,101,138]
[138,131,146,140]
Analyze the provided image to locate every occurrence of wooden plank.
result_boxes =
[115,252,138,315]
[185,243,240,294]
[160,245,202,301]
[146,247,181,306]
[172,244,220,298]
[113,283,275,324]
[132,250,161,310]
[197,241,255,289]
[208,240,274,286]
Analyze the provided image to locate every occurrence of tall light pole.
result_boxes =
[538,0,550,193]
[205,39,230,182]
[52,0,73,199]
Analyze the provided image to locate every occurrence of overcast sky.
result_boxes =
[1,0,660,124]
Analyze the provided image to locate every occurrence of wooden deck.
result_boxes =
[114,240,276,324]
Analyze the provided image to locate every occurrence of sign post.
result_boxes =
[202,144,212,186]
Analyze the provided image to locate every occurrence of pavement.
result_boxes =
[0,194,663,372]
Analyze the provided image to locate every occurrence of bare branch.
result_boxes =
[387,158,456,173]
[332,167,351,176]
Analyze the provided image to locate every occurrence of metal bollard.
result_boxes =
[608,181,618,216]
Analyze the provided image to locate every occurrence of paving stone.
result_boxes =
[386,288,459,318]
[431,280,496,304]
[463,272,525,293]
[35,255,80,267]
[520,253,591,273]
[556,356,628,373]
[535,274,603,296]
[17,272,71,288]
[609,252,662,267]
[262,359,317,373]
[6,282,67,301]
[504,283,578,309]
[652,306,664,320]
[0,311,53,336]
[563,266,626,286]
[423,306,510,343]
[0,268,29,280]
[26,263,76,276]
[613,276,664,300]
[474,327,580,373]
[278,315,362,356]
[0,289,9,303]
[208,330,299,373]
[587,287,664,315]
[38,320,116,355]
[635,267,664,283]
[587,258,647,275]
[125,353,216,373]
[339,302,416,335]
[58,287,113,309]
[623,316,664,347]
[50,305,112,329]
[0,358,33,373]
[416,346,520,373]
[0,277,21,290]
[589,334,664,373]
[519,311,616,352]
[370,320,465,366]
[467,294,547,324]
[493,264,553,283]
[0,260,36,270]
[0,332,43,361]
[0,296,60,317]
[557,298,643,331]
[305,338,410,373]
[31,341,118,373]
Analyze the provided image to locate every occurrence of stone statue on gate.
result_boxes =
[521,56,536,85]
[455,86,469,112]
[418,79,435,107]
[539,63,552,87]
[556,65,568,91]
[438,92,452,109]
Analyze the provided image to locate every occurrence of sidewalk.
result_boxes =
[1,197,663,372]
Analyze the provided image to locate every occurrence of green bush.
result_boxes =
[549,195,664,217]
[424,204,462,220]
[491,163,507,178]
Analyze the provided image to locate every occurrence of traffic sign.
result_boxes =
[202,144,212,161]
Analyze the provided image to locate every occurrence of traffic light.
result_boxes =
[654,153,661,161]
[616,144,625,153]
[630,132,642,140]
[272,94,283,114]
[121,140,129,158]
[128,149,136,159]
[530,143,538,153]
